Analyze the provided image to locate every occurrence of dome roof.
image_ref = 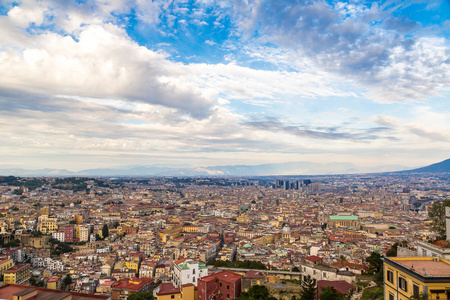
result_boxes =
[282,226,291,234]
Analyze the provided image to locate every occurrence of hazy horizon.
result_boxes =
[1,0,450,171]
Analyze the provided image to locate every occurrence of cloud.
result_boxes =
[229,0,450,103]
[243,116,396,142]
[205,40,216,46]
[0,12,215,118]
[406,125,450,142]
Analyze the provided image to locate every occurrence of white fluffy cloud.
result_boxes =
[1,0,450,170]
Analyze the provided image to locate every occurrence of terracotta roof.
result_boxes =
[201,270,242,283]
[317,280,355,296]
[157,283,180,295]
[112,278,154,291]
[305,256,322,262]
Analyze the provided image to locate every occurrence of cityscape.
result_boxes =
[1,0,450,299]
[0,166,449,299]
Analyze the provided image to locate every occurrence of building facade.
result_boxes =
[384,256,450,300]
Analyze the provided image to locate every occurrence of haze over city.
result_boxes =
[1,0,450,173]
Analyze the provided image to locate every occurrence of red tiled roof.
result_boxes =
[317,280,355,296]
[201,270,241,283]
[305,256,322,262]
[112,278,154,291]
[157,283,180,295]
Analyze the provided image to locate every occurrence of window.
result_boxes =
[389,293,394,300]
[413,284,419,297]
[220,282,222,287]
[193,277,195,282]
[399,277,407,292]
[387,270,394,283]
[171,296,175,299]
[323,272,326,278]
[227,294,230,299]
[193,269,195,274]
[227,285,230,290]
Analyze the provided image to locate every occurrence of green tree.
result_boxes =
[127,292,154,300]
[386,241,408,257]
[5,239,20,247]
[63,274,73,290]
[366,252,383,275]
[428,199,450,239]
[299,275,316,300]
[238,285,276,300]
[292,266,300,272]
[320,287,345,300]
[102,224,109,239]
[29,276,37,286]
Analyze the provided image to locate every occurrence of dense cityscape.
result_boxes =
[0,172,449,299]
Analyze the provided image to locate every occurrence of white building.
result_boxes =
[172,258,208,288]
[52,231,65,243]
[79,226,90,242]
[31,257,65,271]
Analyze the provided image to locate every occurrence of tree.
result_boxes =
[29,276,37,286]
[238,285,276,300]
[299,275,316,300]
[102,224,109,239]
[366,252,383,275]
[428,199,450,239]
[292,266,300,272]
[386,241,408,257]
[5,239,20,247]
[63,274,73,290]
[320,287,345,300]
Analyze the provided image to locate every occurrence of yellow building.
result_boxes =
[237,214,249,223]
[156,282,196,300]
[39,207,50,215]
[182,225,199,233]
[160,226,182,243]
[46,276,61,290]
[37,218,58,233]
[253,235,274,245]
[3,264,31,284]
[122,258,140,273]
[384,256,450,300]
[74,215,83,224]
[0,259,13,276]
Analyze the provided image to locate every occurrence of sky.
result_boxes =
[0,0,450,172]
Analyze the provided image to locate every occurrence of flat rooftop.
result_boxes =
[387,257,450,277]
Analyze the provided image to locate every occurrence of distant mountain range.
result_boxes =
[0,158,448,177]
[0,161,416,177]
[400,158,450,173]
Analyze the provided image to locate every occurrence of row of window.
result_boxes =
[219,282,230,289]
[387,270,420,296]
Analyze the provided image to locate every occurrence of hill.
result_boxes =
[402,158,450,173]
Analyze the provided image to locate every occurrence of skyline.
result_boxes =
[1,0,450,172]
